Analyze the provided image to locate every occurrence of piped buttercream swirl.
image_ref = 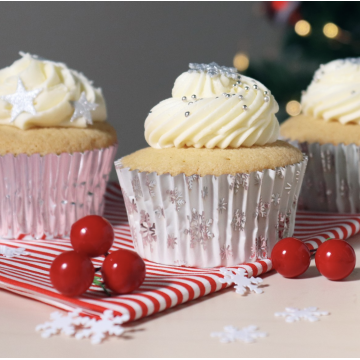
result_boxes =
[302,58,360,124]
[145,62,279,149]
[0,53,106,130]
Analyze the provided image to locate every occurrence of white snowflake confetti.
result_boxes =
[217,198,227,213]
[271,193,281,206]
[70,92,98,125]
[231,209,246,231]
[36,309,86,339]
[185,208,214,250]
[167,234,177,249]
[167,187,186,211]
[220,245,233,260]
[211,325,267,344]
[0,245,28,258]
[76,310,130,344]
[218,268,264,295]
[275,307,329,323]
[2,78,42,122]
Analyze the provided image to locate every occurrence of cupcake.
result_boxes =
[281,58,360,213]
[116,62,307,268]
[0,53,117,239]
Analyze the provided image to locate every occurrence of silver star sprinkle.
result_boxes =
[70,92,98,124]
[1,78,42,122]
[188,62,238,79]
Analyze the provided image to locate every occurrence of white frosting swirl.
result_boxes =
[145,63,279,149]
[302,58,360,124]
[0,53,106,129]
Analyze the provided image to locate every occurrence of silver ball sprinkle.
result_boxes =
[237,75,241,79]
[264,96,270,102]
[185,111,190,117]
[244,86,250,91]
[238,95,243,100]
[233,83,237,87]
[242,105,248,110]
[191,94,197,99]
[182,96,187,101]
[225,94,231,98]
[253,84,258,90]
[263,91,268,95]
[236,80,241,85]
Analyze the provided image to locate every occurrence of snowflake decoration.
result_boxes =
[229,173,249,193]
[122,190,137,215]
[276,211,291,239]
[249,236,268,261]
[276,167,285,179]
[217,198,227,213]
[275,307,329,323]
[340,178,350,198]
[220,245,233,260]
[75,310,130,344]
[154,206,165,219]
[36,309,86,339]
[211,325,267,344]
[174,259,187,266]
[188,62,239,79]
[293,194,298,208]
[321,150,334,172]
[201,186,208,199]
[167,234,177,249]
[167,187,186,211]
[70,92,98,125]
[186,174,199,190]
[231,209,246,231]
[0,245,28,258]
[145,176,156,197]
[140,210,157,251]
[131,177,143,200]
[271,193,281,206]
[2,78,42,122]
[185,208,214,250]
[285,182,292,194]
[255,197,270,218]
[254,172,262,186]
[218,268,264,295]
[130,225,138,249]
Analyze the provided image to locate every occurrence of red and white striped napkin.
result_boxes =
[0,183,359,322]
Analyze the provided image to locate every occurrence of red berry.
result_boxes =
[315,239,356,281]
[50,251,94,297]
[71,215,114,258]
[271,237,311,278]
[101,249,146,294]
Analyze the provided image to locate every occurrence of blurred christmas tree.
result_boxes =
[235,1,360,121]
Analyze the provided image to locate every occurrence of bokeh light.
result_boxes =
[286,100,302,116]
[233,53,249,71]
[323,23,339,39]
[294,20,311,37]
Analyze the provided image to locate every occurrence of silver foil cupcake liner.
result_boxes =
[288,140,360,213]
[115,155,308,268]
[0,144,117,239]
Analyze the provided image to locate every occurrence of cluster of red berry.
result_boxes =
[50,215,146,297]
[271,237,356,280]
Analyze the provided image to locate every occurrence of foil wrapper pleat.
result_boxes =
[115,156,308,268]
[0,144,117,239]
[289,140,360,213]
